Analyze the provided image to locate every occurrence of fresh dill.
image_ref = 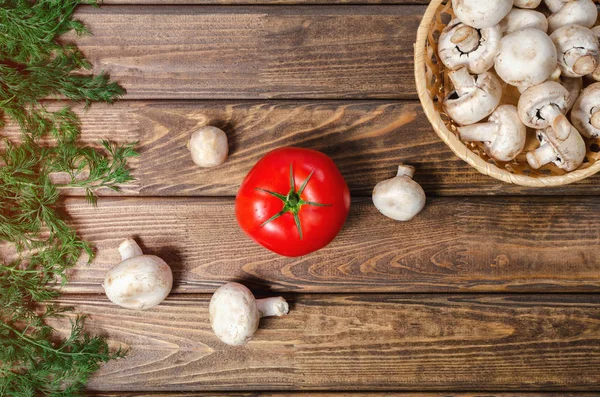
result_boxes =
[0,1,136,395]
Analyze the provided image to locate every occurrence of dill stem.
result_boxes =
[0,321,97,358]
[1,266,40,274]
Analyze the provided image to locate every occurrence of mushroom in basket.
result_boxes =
[513,0,542,8]
[495,28,558,93]
[499,8,548,34]
[572,83,600,139]
[442,67,502,126]
[451,0,512,29]
[545,0,598,33]
[526,125,586,171]
[518,81,574,140]
[438,19,501,74]
[458,105,527,162]
[551,24,599,78]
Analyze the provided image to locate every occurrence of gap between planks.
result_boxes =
[89,392,600,396]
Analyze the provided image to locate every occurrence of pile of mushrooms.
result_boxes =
[439,0,600,172]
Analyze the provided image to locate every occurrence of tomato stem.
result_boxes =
[255,164,331,240]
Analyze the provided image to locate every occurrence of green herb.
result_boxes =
[0,1,136,395]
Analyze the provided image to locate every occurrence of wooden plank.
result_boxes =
[5,100,600,197]
[72,6,421,99]
[4,196,595,294]
[51,294,600,391]
[89,393,600,397]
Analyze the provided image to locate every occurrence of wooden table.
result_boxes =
[43,0,600,394]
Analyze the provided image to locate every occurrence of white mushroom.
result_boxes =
[545,0,598,33]
[494,28,558,92]
[571,82,600,138]
[499,8,548,34]
[451,0,514,29]
[526,124,586,171]
[559,76,583,112]
[438,19,501,74]
[551,25,599,78]
[188,126,229,168]
[443,67,502,126]
[458,105,527,162]
[103,239,173,310]
[514,0,542,8]
[372,165,426,222]
[549,66,582,111]
[209,282,289,346]
[518,81,572,140]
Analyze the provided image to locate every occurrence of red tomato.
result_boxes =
[235,147,351,257]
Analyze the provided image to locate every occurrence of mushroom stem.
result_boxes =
[526,143,557,169]
[451,26,479,53]
[256,297,289,317]
[448,67,475,97]
[396,165,416,179]
[540,105,570,140]
[591,111,600,130]
[572,55,597,76]
[550,67,562,82]
[458,122,497,143]
[118,238,144,261]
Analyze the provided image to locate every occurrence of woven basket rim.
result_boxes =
[414,0,600,187]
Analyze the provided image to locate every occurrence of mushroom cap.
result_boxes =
[443,71,502,126]
[486,105,527,162]
[533,124,586,171]
[560,76,582,112]
[372,173,426,222]
[572,82,600,138]
[499,8,548,34]
[551,25,599,78]
[103,255,173,310]
[494,28,557,90]
[514,0,542,8]
[451,0,513,29]
[438,19,501,74]
[518,81,570,129]
[547,0,598,33]
[188,126,229,168]
[209,282,260,346]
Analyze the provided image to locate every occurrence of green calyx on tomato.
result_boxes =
[256,164,330,240]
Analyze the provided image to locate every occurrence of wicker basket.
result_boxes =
[414,0,600,187]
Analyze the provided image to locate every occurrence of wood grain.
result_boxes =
[4,100,600,197]
[71,6,421,99]
[3,196,594,294]
[50,294,600,391]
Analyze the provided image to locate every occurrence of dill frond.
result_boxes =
[1,0,135,394]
